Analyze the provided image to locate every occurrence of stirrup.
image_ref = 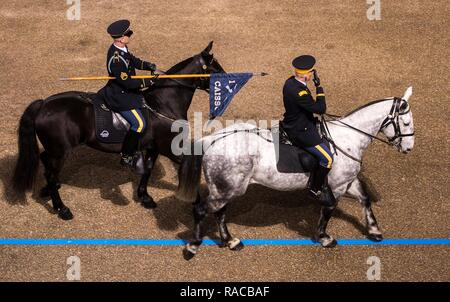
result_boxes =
[120,152,145,175]
[120,154,134,166]
[309,188,321,197]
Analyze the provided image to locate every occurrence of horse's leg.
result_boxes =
[137,148,159,208]
[39,151,51,200]
[214,205,244,251]
[40,151,72,220]
[315,182,352,247]
[183,194,208,260]
[347,178,383,241]
[316,204,338,247]
[314,184,343,248]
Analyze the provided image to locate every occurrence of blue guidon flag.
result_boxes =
[209,72,253,119]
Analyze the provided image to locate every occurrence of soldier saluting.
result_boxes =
[281,55,335,204]
[103,19,157,170]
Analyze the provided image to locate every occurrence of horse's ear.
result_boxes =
[203,41,214,55]
[402,86,413,102]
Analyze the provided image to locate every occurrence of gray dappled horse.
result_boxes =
[177,87,415,259]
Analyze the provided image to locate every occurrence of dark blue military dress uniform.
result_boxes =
[281,55,334,202]
[281,76,333,169]
[103,19,157,169]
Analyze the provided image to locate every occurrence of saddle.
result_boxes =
[271,123,329,174]
[67,89,133,144]
[91,88,132,144]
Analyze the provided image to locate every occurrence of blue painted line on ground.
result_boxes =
[0,238,449,246]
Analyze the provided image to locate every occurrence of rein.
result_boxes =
[320,117,364,164]
[143,55,212,122]
[324,114,393,146]
[208,128,273,147]
[153,55,212,91]
[142,103,178,122]
[321,97,414,164]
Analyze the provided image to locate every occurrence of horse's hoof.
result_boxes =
[317,235,337,248]
[323,238,337,248]
[183,244,198,260]
[228,238,244,251]
[367,233,383,242]
[139,193,157,209]
[230,242,244,251]
[183,249,196,261]
[58,207,74,220]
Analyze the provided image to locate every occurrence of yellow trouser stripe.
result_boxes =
[317,93,325,97]
[315,145,333,168]
[131,109,144,133]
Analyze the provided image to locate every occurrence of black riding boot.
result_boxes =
[309,165,331,196]
[120,130,145,174]
[309,165,336,206]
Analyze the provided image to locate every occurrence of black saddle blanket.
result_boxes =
[272,125,330,174]
[92,91,128,144]
[276,144,317,173]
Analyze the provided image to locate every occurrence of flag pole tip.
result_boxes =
[260,72,269,76]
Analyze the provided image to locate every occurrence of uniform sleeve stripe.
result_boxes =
[317,93,325,97]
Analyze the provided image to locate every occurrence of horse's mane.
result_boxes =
[145,56,196,100]
[340,98,393,118]
[149,56,195,90]
[165,56,194,74]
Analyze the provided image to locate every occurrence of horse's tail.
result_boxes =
[176,142,204,202]
[12,99,43,194]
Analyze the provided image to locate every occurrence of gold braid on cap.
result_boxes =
[295,67,314,74]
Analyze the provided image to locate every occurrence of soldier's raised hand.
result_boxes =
[312,69,321,87]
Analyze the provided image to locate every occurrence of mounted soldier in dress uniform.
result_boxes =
[281,55,335,205]
[103,19,157,170]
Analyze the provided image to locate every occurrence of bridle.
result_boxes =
[151,54,214,91]
[322,97,414,163]
[194,54,219,93]
[378,97,415,147]
[142,54,216,122]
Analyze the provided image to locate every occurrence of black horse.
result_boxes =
[12,41,225,220]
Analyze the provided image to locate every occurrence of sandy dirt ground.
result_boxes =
[0,0,449,281]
